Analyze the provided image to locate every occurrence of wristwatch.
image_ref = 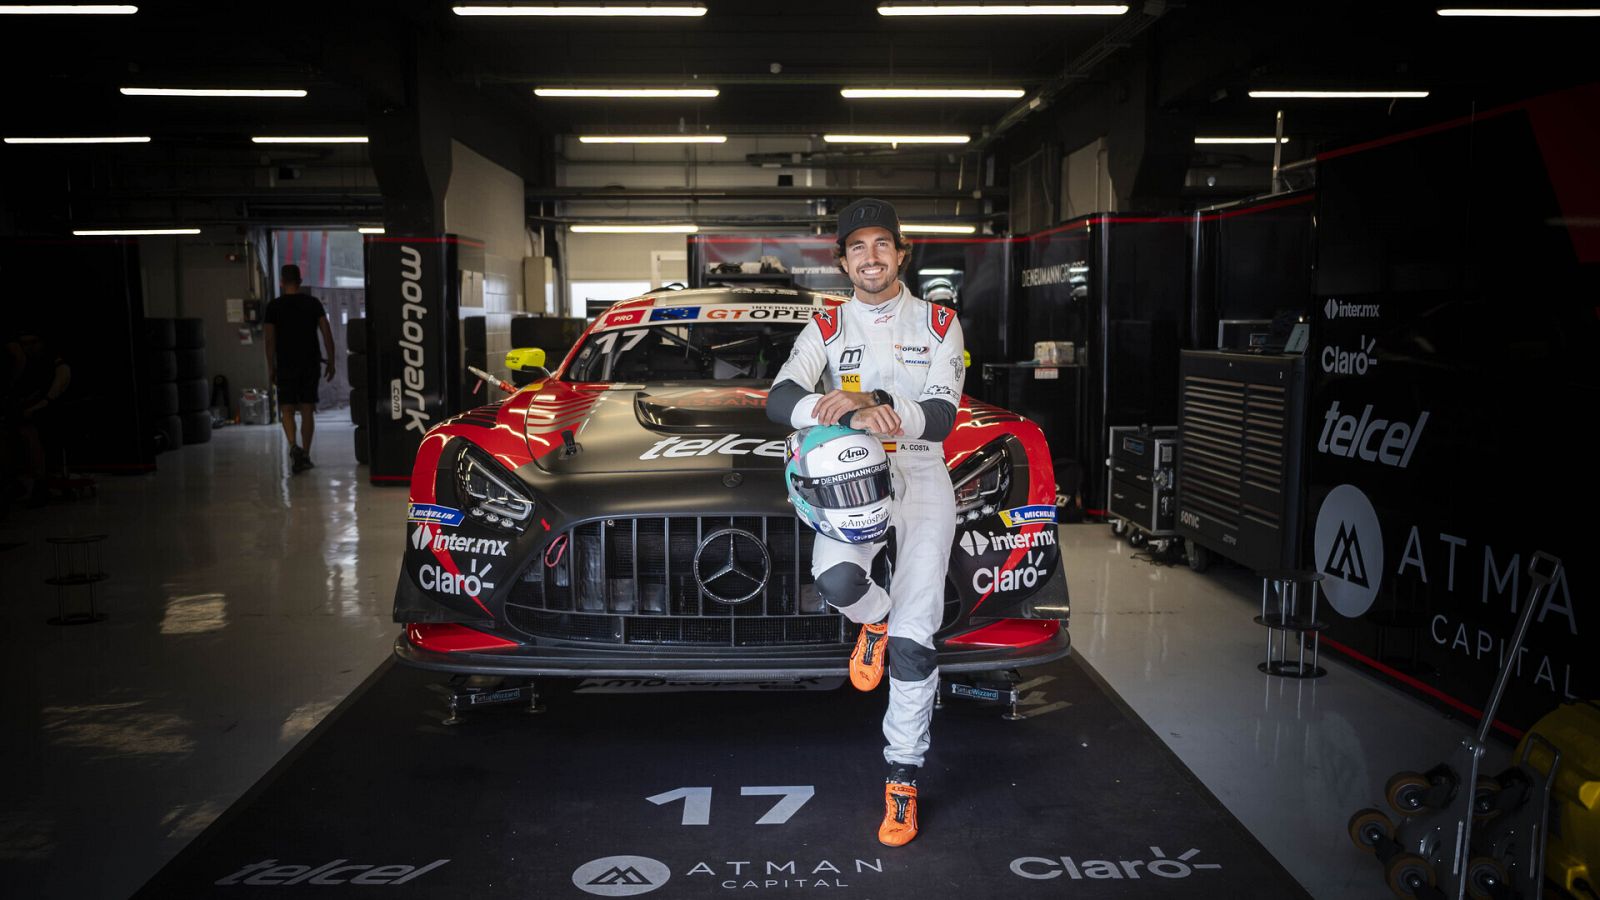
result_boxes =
[871,388,894,408]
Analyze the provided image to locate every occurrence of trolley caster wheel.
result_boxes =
[1186,542,1211,573]
[1348,808,1395,853]
[1472,776,1502,820]
[1465,857,1508,900]
[1385,853,1437,898]
[1111,519,1126,537]
[1128,531,1148,549]
[1385,771,1434,816]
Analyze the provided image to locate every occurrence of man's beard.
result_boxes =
[850,266,898,297]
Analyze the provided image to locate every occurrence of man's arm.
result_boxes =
[319,316,336,381]
[262,324,277,381]
[766,318,828,427]
[883,311,964,441]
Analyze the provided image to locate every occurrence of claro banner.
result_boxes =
[1309,85,1599,732]
[365,236,469,484]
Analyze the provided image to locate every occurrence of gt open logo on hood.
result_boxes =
[573,856,671,896]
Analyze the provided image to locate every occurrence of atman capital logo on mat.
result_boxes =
[573,855,671,896]
[1010,846,1221,881]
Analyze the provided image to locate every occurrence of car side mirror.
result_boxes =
[505,347,548,372]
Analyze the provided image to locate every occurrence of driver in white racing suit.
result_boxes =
[766,198,964,847]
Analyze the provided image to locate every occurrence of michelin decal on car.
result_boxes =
[999,505,1057,528]
[408,503,465,526]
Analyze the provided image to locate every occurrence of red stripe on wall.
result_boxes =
[1321,635,1525,740]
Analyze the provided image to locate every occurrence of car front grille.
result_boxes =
[505,515,847,647]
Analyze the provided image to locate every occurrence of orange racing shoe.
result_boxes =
[849,621,889,691]
[879,770,920,847]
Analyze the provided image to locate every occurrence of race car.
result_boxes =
[392,287,1069,679]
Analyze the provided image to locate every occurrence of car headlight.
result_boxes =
[455,446,534,530]
[952,441,1011,520]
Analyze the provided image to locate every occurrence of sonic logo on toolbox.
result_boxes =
[999,505,1057,528]
[408,503,465,526]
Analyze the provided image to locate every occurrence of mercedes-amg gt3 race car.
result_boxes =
[393,288,1069,680]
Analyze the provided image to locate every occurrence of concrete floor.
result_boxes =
[0,416,1502,899]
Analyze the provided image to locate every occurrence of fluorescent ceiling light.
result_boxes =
[0,5,137,13]
[902,224,976,234]
[1437,7,1600,15]
[1194,136,1290,144]
[121,87,307,98]
[252,136,368,144]
[578,134,726,143]
[841,87,1025,99]
[919,268,962,275]
[453,4,705,15]
[73,228,199,236]
[1249,90,1429,99]
[879,4,1128,15]
[823,134,970,144]
[570,223,699,233]
[5,135,149,144]
[358,227,385,234]
[535,87,718,98]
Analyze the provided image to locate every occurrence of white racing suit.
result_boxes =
[768,284,965,767]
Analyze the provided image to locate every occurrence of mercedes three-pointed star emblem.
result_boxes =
[693,528,771,605]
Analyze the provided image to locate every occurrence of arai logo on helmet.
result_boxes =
[838,446,869,463]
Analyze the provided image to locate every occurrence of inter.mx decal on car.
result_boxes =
[960,529,1057,557]
[411,523,508,556]
[1315,484,1582,698]
[214,857,449,886]
[1316,401,1428,468]
[1009,847,1221,882]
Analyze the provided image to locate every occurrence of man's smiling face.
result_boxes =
[841,226,907,302]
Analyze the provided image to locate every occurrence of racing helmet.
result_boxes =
[784,424,893,544]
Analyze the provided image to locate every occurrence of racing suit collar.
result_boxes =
[854,282,907,318]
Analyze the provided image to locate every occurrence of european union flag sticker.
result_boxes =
[650,306,700,321]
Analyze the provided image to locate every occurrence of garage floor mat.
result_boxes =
[136,653,1310,899]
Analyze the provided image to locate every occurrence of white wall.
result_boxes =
[444,139,528,314]
[1063,138,1116,219]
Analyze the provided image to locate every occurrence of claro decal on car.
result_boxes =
[973,551,1048,593]
[408,503,465,526]
[999,505,1057,528]
[419,559,496,596]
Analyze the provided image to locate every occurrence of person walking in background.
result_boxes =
[263,264,335,474]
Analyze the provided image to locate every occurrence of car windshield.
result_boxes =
[565,319,808,383]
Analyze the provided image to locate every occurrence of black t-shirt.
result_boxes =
[264,292,327,370]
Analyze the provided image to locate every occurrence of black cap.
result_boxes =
[835,198,902,248]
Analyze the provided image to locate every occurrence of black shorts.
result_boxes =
[276,367,321,405]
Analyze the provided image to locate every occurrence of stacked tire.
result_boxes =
[142,318,182,453]
[346,317,369,465]
[174,318,212,444]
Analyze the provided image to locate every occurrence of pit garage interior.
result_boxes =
[1,3,1597,899]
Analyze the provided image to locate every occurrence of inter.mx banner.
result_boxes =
[366,237,458,483]
[1308,87,1599,730]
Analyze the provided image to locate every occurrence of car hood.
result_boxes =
[522,382,792,476]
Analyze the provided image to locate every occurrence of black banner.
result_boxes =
[365,236,466,483]
[1309,85,1600,732]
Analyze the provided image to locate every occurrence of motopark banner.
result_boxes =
[1308,85,1599,732]
[365,236,474,484]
